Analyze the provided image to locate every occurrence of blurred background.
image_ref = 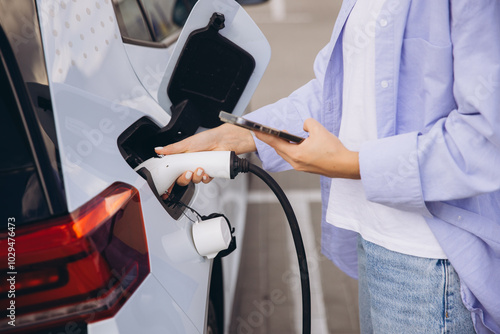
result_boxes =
[229,0,360,333]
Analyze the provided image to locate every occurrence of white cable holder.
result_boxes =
[192,215,232,259]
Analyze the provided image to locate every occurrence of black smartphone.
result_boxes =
[219,111,305,144]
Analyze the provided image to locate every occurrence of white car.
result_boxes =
[0,0,270,333]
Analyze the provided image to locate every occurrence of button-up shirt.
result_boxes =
[245,1,500,333]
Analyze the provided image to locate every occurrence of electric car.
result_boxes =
[0,0,270,333]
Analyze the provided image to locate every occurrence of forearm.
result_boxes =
[217,123,256,154]
[155,122,255,156]
[329,150,360,180]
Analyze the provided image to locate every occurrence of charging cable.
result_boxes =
[231,155,311,334]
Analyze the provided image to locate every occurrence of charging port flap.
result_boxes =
[158,0,271,128]
[167,12,255,130]
[117,0,270,219]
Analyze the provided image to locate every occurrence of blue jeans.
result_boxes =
[357,237,475,333]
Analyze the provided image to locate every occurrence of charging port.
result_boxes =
[118,116,195,220]
[117,12,256,220]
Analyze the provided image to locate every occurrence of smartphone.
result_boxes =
[219,111,305,143]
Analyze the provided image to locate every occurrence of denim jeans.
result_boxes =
[357,236,475,333]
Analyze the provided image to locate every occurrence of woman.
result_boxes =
[156,1,500,332]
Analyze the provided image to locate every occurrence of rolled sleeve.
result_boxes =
[360,132,431,217]
[243,41,334,172]
[245,95,308,172]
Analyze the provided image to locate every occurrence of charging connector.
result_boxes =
[135,151,234,195]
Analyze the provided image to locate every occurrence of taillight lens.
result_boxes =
[0,183,150,332]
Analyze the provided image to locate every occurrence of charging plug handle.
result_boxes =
[135,151,234,195]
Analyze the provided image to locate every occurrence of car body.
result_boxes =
[0,0,270,333]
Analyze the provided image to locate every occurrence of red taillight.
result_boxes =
[0,183,150,332]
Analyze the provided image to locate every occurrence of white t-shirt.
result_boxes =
[326,0,447,259]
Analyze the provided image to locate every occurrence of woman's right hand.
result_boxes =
[155,123,256,187]
[155,123,256,156]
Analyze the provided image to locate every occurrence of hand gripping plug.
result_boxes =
[134,151,238,195]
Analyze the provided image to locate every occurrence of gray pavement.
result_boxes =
[229,1,360,333]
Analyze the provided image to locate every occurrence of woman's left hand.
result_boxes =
[254,118,360,179]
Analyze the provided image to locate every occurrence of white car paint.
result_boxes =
[35,0,270,332]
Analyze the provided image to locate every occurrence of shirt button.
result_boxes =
[380,19,388,27]
[381,80,389,88]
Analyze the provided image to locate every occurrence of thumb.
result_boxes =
[303,118,321,134]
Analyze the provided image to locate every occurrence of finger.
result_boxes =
[253,131,296,166]
[155,140,190,155]
[176,170,193,187]
[192,168,205,184]
[254,131,281,146]
[254,131,292,152]
[202,174,213,184]
[161,183,175,200]
[303,118,321,133]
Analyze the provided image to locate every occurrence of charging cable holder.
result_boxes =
[192,213,236,259]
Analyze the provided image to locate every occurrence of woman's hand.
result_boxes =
[155,123,257,189]
[155,123,256,156]
[161,167,212,199]
[254,118,360,179]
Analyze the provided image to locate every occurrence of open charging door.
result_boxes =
[119,0,270,166]
[118,0,271,218]
[158,0,271,126]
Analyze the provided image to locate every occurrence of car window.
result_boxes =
[0,59,50,227]
[113,0,198,44]
[113,0,153,41]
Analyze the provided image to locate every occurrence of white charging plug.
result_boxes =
[134,151,233,194]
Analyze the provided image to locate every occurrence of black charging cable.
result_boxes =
[230,153,311,334]
[160,151,311,333]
